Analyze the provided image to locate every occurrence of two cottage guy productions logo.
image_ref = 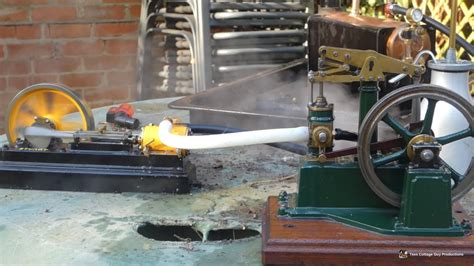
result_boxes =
[399,249,464,259]
[399,250,409,259]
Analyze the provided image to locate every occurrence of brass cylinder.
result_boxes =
[140,124,188,154]
[449,0,457,49]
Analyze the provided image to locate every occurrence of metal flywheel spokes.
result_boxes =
[358,84,473,207]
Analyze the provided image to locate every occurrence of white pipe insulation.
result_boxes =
[158,120,309,150]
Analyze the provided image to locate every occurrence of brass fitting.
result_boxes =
[139,123,189,156]
[311,126,333,149]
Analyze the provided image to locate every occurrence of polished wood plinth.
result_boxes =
[262,197,474,265]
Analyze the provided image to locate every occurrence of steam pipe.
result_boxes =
[158,120,308,150]
[188,124,307,155]
[389,4,474,56]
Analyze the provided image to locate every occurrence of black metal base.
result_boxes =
[0,147,195,193]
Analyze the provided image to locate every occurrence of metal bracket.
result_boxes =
[314,46,425,83]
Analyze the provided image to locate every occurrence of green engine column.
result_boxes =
[358,82,380,142]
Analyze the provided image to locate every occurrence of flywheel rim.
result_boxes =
[5,83,95,145]
[357,84,474,207]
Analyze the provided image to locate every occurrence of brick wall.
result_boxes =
[0,0,141,133]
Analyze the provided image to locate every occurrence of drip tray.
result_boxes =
[169,60,360,133]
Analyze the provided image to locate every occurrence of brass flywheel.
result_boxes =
[5,83,95,146]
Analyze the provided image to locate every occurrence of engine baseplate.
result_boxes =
[0,143,195,193]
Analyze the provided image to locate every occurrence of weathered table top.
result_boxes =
[0,97,472,265]
[0,98,300,265]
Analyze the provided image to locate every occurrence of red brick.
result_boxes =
[88,99,114,108]
[28,74,59,84]
[60,73,103,88]
[0,78,6,92]
[129,56,137,69]
[0,25,41,40]
[32,7,76,22]
[105,39,137,55]
[129,5,141,19]
[84,55,131,71]
[84,87,130,104]
[0,91,17,107]
[49,24,92,39]
[61,40,104,56]
[33,58,81,74]
[106,71,136,86]
[7,43,53,59]
[7,76,29,90]
[50,0,79,4]
[0,26,15,38]
[94,22,138,37]
[0,60,31,75]
[110,88,130,101]
[15,25,42,40]
[82,6,125,20]
[3,0,48,5]
[0,8,29,23]
[129,85,138,99]
[0,46,4,59]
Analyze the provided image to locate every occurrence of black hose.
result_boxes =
[334,128,358,141]
[390,4,474,56]
[187,124,308,155]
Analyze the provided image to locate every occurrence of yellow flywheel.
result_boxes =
[5,83,95,145]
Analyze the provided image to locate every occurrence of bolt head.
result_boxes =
[318,132,328,143]
[420,149,434,162]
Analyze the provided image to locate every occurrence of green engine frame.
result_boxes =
[278,82,472,237]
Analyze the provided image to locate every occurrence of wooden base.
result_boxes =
[262,196,474,265]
